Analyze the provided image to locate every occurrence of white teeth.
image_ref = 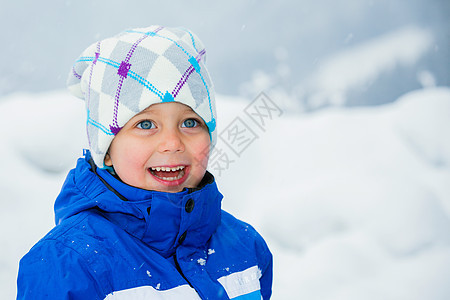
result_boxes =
[158,170,185,181]
[151,166,185,172]
[149,165,186,182]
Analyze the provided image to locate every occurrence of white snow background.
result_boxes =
[1,3,450,299]
[1,86,450,299]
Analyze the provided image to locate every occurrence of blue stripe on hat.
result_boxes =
[189,56,201,72]
[163,91,175,102]
[87,110,114,135]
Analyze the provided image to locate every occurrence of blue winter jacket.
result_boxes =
[17,152,272,299]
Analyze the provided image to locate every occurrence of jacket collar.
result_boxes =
[55,151,223,258]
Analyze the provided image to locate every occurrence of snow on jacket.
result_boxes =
[17,152,272,299]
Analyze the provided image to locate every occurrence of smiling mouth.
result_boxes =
[149,166,186,181]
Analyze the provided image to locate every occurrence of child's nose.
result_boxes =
[157,129,184,153]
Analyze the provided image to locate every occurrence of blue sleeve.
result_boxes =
[250,226,273,300]
[17,240,104,300]
[258,243,273,300]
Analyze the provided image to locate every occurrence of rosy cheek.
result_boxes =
[195,143,210,169]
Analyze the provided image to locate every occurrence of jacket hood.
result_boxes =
[54,151,223,258]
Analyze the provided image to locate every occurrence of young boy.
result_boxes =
[17,25,272,299]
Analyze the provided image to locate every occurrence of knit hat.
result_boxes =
[67,25,216,168]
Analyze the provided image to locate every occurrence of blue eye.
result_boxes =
[182,118,198,128]
[137,120,154,129]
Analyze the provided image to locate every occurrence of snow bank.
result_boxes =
[0,91,87,299]
[1,87,449,299]
[216,87,450,299]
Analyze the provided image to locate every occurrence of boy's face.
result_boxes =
[104,102,210,193]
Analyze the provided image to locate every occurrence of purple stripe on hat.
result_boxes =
[110,29,157,134]
[109,75,125,135]
[124,33,149,63]
[154,26,164,33]
[87,42,102,146]
[198,48,206,58]
[93,52,100,65]
[172,66,194,99]
[172,49,206,99]
[88,42,101,107]
[117,61,131,78]
[72,67,81,79]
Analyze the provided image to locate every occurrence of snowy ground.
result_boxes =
[1,87,450,299]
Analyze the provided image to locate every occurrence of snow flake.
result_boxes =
[208,249,215,255]
[146,270,152,277]
[197,258,206,266]
[156,283,161,290]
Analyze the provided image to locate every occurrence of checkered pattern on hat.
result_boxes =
[67,25,216,167]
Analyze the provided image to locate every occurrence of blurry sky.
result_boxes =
[1,0,448,106]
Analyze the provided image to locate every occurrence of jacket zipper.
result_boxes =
[173,254,193,288]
